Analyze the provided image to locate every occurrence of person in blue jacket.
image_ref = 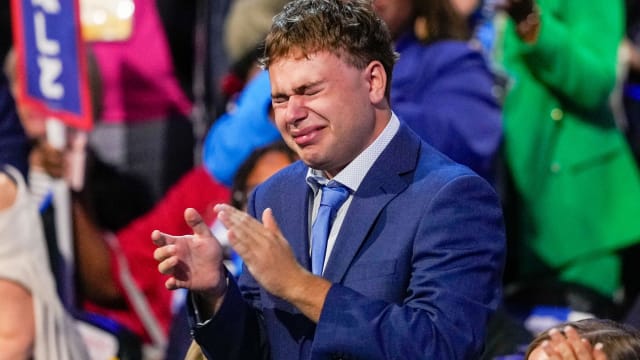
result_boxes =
[374,0,503,184]
[153,0,506,358]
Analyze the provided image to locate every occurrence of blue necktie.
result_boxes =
[311,183,350,275]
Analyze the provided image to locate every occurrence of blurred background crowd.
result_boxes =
[2,0,640,359]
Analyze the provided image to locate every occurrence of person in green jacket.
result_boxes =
[498,0,640,308]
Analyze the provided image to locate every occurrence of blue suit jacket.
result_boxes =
[192,124,505,359]
[392,34,502,184]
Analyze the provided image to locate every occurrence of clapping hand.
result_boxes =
[152,208,228,305]
[214,204,304,299]
[535,326,608,360]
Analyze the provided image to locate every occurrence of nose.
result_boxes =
[284,94,307,125]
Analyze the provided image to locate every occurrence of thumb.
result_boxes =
[262,208,282,236]
[184,208,213,238]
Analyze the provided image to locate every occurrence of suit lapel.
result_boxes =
[322,125,421,283]
[278,163,313,270]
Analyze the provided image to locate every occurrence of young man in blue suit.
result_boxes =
[152,0,506,358]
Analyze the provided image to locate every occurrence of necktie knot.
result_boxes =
[320,183,350,209]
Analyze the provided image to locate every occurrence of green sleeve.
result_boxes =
[507,0,624,110]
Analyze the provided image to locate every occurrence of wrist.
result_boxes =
[283,270,314,303]
[196,266,230,317]
[283,270,331,323]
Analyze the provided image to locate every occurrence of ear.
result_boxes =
[365,60,387,105]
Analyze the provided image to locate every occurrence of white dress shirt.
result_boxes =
[305,113,400,273]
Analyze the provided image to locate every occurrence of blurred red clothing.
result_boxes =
[90,0,192,123]
[84,166,230,342]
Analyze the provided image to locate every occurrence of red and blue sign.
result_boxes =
[11,0,93,130]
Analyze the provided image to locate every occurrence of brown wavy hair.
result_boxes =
[525,318,640,360]
[259,0,398,99]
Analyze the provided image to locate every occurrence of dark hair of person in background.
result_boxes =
[155,0,197,101]
[219,42,266,105]
[413,0,470,44]
[231,141,297,210]
[626,0,640,46]
[231,44,265,85]
[1,1,11,62]
[525,318,640,360]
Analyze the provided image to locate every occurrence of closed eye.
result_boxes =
[305,89,320,97]
[271,81,323,105]
[272,96,288,105]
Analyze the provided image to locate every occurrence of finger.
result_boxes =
[548,328,576,359]
[44,146,64,165]
[215,205,242,248]
[184,208,212,238]
[222,208,264,257]
[233,212,271,251]
[165,277,178,290]
[579,338,595,356]
[151,230,172,246]
[42,142,63,157]
[228,230,249,257]
[592,343,607,360]
[157,255,179,275]
[262,208,282,236]
[151,230,164,246]
[214,203,242,227]
[541,340,562,360]
[217,204,260,235]
[215,203,251,221]
[42,146,65,177]
[225,214,258,250]
[564,326,591,359]
[153,243,175,262]
[213,203,227,212]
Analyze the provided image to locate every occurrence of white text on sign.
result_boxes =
[33,0,64,100]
